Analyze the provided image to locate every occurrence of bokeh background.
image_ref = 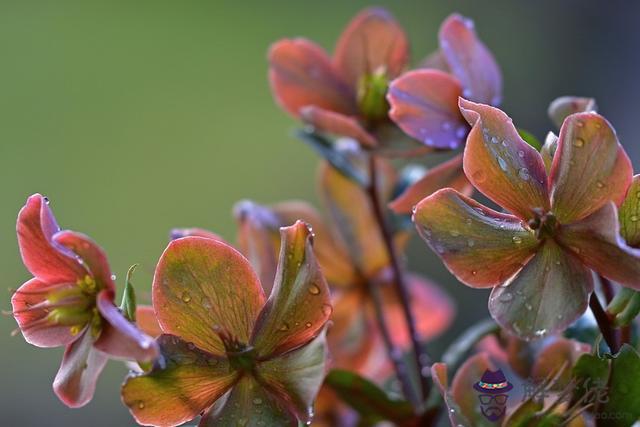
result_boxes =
[1,1,639,425]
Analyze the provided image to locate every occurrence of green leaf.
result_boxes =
[120,264,138,322]
[518,128,542,151]
[295,128,369,187]
[324,369,414,424]
[571,352,609,404]
[601,344,640,426]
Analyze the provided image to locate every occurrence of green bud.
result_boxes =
[357,67,389,122]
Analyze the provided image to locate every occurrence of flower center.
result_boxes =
[527,209,558,240]
[214,325,256,372]
[357,66,389,123]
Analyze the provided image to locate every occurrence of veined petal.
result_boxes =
[11,278,80,347]
[17,194,85,284]
[413,188,538,288]
[488,241,593,340]
[153,237,265,356]
[318,160,391,279]
[122,334,236,427]
[547,96,597,129]
[333,7,409,86]
[389,154,472,214]
[550,112,632,223]
[387,69,466,149]
[439,14,502,105]
[53,329,108,408]
[379,274,454,347]
[136,305,163,338]
[200,376,297,427]
[256,329,328,424]
[94,290,158,362]
[251,222,331,358]
[268,38,356,117]
[300,106,377,147]
[556,202,640,290]
[619,175,640,247]
[54,230,115,292]
[460,98,550,221]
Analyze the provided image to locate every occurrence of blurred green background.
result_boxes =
[1,1,639,425]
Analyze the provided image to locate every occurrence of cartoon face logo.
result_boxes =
[473,369,513,422]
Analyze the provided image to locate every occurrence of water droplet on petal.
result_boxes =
[467,239,475,247]
[472,170,487,183]
[573,137,585,147]
[278,322,290,332]
[525,302,533,311]
[518,150,525,158]
[490,136,499,144]
[512,236,523,244]
[181,292,191,303]
[441,121,452,131]
[631,215,639,222]
[321,304,333,316]
[137,401,145,409]
[596,180,605,189]
[253,398,263,405]
[305,322,312,328]
[450,230,460,237]
[497,157,508,171]
[499,292,513,303]
[308,284,321,295]
[518,168,530,181]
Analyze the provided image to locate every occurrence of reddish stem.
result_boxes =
[589,292,620,353]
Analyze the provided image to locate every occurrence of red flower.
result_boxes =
[11,194,158,407]
[413,99,640,339]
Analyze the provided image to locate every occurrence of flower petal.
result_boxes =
[387,69,466,149]
[488,241,593,340]
[531,338,590,387]
[389,154,472,214]
[439,14,502,105]
[420,49,451,72]
[251,222,331,358]
[136,305,163,338]
[380,274,454,348]
[541,131,558,173]
[318,160,391,279]
[460,98,550,221]
[122,334,236,427]
[556,202,640,290]
[549,112,632,223]
[53,329,108,408]
[547,96,597,129]
[256,329,328,424]
[619,175,640,247]
[153,237,265,356]
[333,7,409,86]
[200,376,297,427]
[94,290,158,361]
[450,352,496,425]
[300,106,377,147]
[53,230,115,292]
[17,194,85,284]
[413,188,538,288]
[11,278,79,347]
[268,38,356,117]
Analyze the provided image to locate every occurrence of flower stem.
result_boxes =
[589,292,620,353]
[366,153,430,403]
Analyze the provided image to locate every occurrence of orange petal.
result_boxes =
[413,188,538,288]
[549,112,633,223]
[450,353,496,425]
[531,337,590,387]
[389,154,472,214]
[300,106,377,147]
[251,222,331,358]
[460,98,550,221]
[439,14,502,105]
[153,237,265,356]
[556,202,640,290]
[122,335,236,427]
[387,69,466,149]
[135,305,163,338]
[268,38,356,117]
[333,7,409,86]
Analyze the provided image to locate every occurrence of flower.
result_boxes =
[412,99,640,340]
[11,194,158,407]
[268,7,408,150]
[387,14,502,150]
[121,221,332,426]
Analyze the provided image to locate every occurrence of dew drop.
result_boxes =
[499,292,513,303]
[576,120,584,127]
[631,215,639,222]
[278,322,290,332]
[305,322,312,328]
[181,291,192,303]
[435,245,445,254]
[137,401,145,409]
[471,270,477,275]
[110,274,117,281]
[465,218,472,226]
[472,170,487,183]
[497,157,508,171]
[467,239,475,247]
[441,121,452,131]
[573,137,585,147]
[596,180,605,189]
[518,168,530,181]
[534,329,547,337]
[424,137,434,146]
[253,398,263,405]
[518,150,525,158]
[237,417,248,426]
[450,230,460,237]
[490,136,499,144]
[525,303,533,311]
[321,303,333,316]
[512,236,523,244]
[308,284,321,295]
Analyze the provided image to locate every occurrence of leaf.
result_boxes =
[324,369,414,424]
[571,352,609,405]
[296,128,369,187]
[120,264,138,322]
[518,128,542,151]
[601,344,640,426]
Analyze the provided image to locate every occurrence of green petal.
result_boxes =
[618,174,640,247]
[251,222,331,358]
[122,335,236,427]
[153,237,265,356]
[256,329,328,423]
[413,188,538,288]
[488,241,592,340]
[540,131,558,173]
[200,376,297,427]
